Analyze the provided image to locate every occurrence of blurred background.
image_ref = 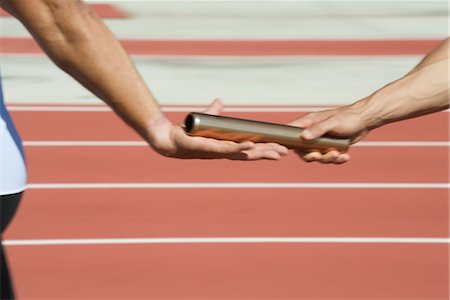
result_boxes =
[1,0,448,106]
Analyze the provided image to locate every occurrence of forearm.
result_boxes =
[290,40,448,164]
[355,38,449,129]
[2,0,163,142]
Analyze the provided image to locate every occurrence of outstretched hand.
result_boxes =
[148,99,289,160]
[289,105,370,164]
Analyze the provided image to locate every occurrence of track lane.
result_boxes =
[8,243,448,299]
[4,188,448,239]
[11,110,449,142]
[24,146,449,183]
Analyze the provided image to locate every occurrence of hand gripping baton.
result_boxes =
[184,112,350,153]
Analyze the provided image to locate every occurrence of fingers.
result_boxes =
[203,98,223,115]
[209,141,289,161]
[193,138,253,154]
[234,143,289,161]
[169,123,352,163]
[296,150,350,164]
[300,151,322,162]
[334,153,351,164]
[172,126,289,160]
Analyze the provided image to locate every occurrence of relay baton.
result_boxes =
[184,112,350,153]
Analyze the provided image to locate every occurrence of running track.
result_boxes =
[2,2,448,297]
[4,107,449,299]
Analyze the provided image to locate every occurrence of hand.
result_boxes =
[148,99,289,160]
[289,104,370,164]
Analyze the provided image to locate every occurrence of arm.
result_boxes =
[1,0,287,160]
[290,38,449,164]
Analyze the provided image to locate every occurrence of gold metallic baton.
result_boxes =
[184,112,350,153]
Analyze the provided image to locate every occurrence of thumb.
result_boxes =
[288,116,315,129]
[301,119,335,140]
[204,98,224,115]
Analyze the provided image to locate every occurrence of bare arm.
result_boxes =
[1,0,287,160]
[290,38,449,164]
[358,38,448,129]
[2,0,161,140]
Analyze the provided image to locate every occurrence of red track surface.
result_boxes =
[24,146,448,183]
[9,244,448,299]
[4,108,449,298]
[11,110,450,141]
[0,38,442,56]
[5,189,448,239]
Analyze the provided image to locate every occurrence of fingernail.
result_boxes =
[280,147,289,155]
[302,129,313,139]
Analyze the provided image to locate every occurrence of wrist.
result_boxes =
[344,97,377,131]
[357,77,408,130]
[356,95,386,130]
[144,113,170,143]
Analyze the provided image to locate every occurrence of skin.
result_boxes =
[290,38,449,164]
[1,0,288,160]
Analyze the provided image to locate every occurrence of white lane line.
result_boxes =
[4,237,449,246]
[7,106,112,112]
[8,105,450,113]
[23,141,148,146]
[0,53,427,59]
[26,183,450,189]
[356,141,450,147]
[7,106,336,112]
[22,141,450,147]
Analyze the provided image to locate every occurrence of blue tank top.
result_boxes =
[0,79,27,195]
